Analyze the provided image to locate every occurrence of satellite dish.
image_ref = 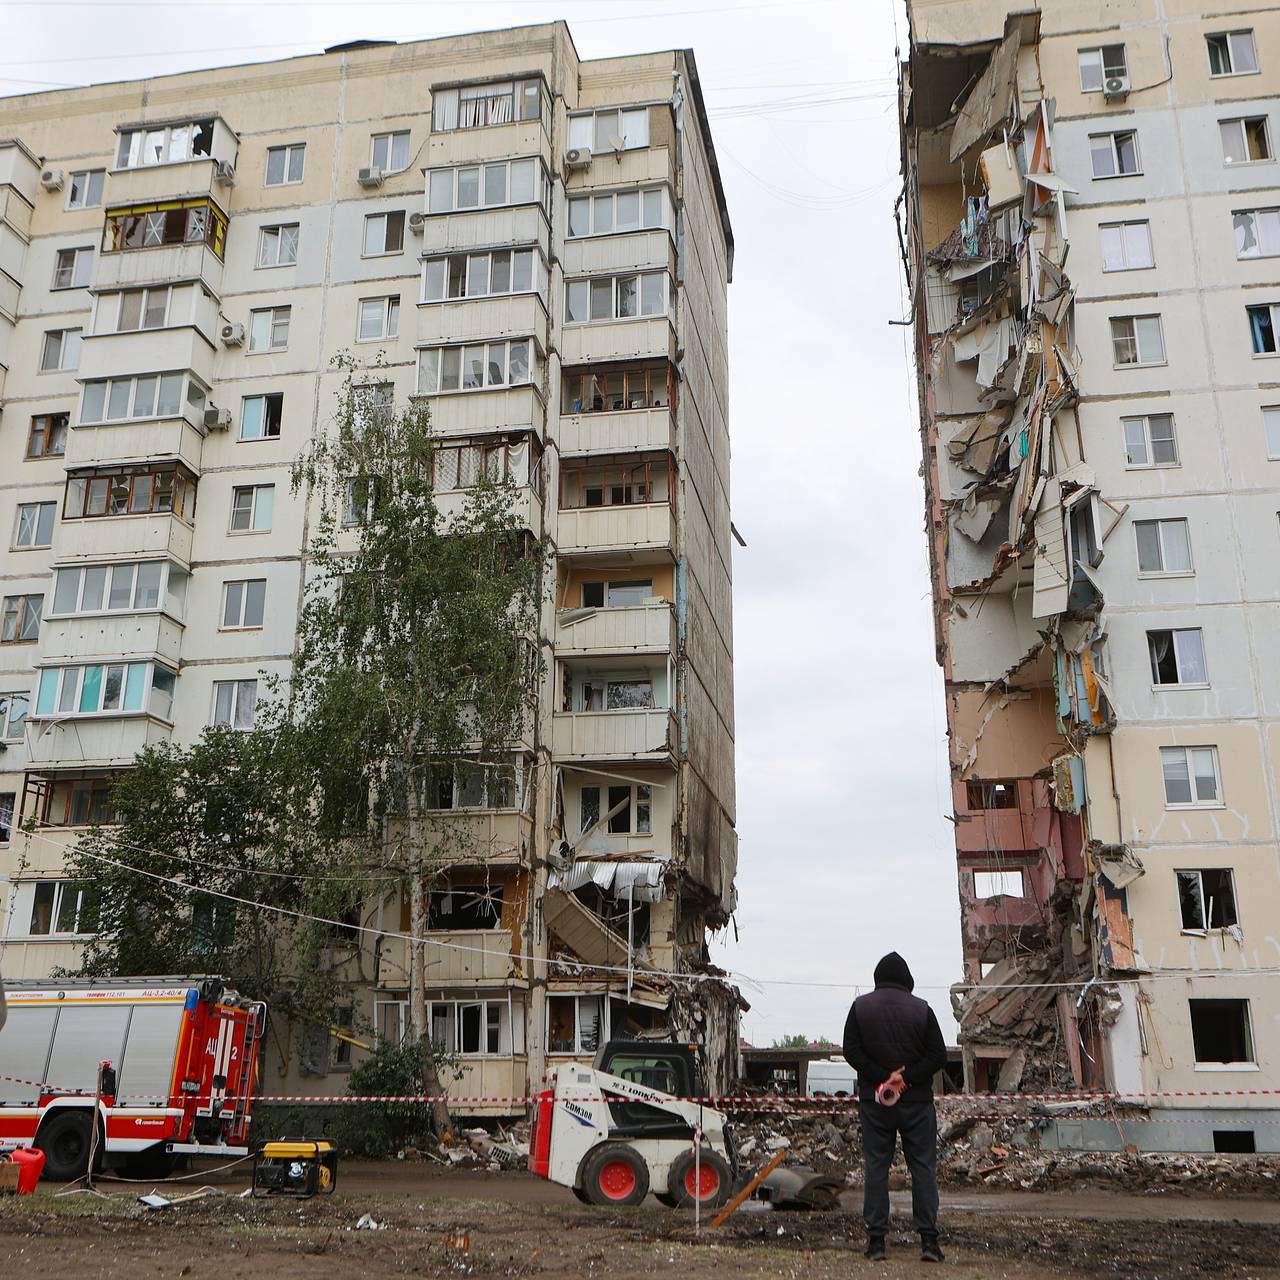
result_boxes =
[609,133,626,154]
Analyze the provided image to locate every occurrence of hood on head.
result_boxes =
[873,952,915,991]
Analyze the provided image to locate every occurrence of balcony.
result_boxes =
[105,157,228,206]
[438,1055,529,1116]
[56,513,194,566]
[560,316,676,366]
[557,407,674,457]
[0,183,32,237]
[422,385,545,437]
[39,611,182,666]
[417,294,548,348]
[561,230,673,278]
[78,326,217,387]
[421,203,549,255]
[381,929,522,988]
[93,242,223,294]
[555,602,675,657]
[435,483,542,533]
[551,708,676,762]
[556,503,673,558]
[25,713,172,768]
[565,147,674,193]
[427,121,551,171]
[65,417,205,473]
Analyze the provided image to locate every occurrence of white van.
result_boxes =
[807,1058,858,1097]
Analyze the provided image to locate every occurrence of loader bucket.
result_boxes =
[755,1165,843,1211]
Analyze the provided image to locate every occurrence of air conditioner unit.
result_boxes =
[358,165,384,188]
[408,211,426,233]
[214,160,236,185]
[220,321,245,347]
[564,148,592,171]
[204,406,232,431]
[1103,74,1131,100]
[40,168,64,192]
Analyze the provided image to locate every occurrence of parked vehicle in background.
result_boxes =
[0,976,263,1179]
[807,1057,858,1097]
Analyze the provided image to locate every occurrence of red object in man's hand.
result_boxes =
[875,1080,901,1107]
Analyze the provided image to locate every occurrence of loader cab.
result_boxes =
[595,1040,705,1101]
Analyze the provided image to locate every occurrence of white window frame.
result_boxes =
[240,392,283,442]
[1177,868,1239,932]
[36,661,157,718]
[430,78,546,134]
[211,678,258,730]
[356,295,400,342]
[27,880,95,937]
[220,578,266,631]
[1122,413,1178,469]
[65,169,105,210]
[105,285,172,333]
[248,306,290,353]
[14,501,56,549]
[1161,745,1223,809]
[1135,517,1193,577]
[1264,405,1280,459]
[426,157,547,215]
[40,328,82,372]
[79,372,190,425]
[264,142,305,187]
[564,272,669,324]
[1090,130,1142,179]
[1148,628,1209,688]
[546,993,607,1056]
[1234,207,1280,258]
[1220,116,1273,166]
[256,222,299,268]
[421,249,540,304]
[1110,314,1165,367]
[566,187,667,238]
[426,757,521,812]
[425,997,520,1058]
[52,245,94,290]
[370,130,410,173]
[567,107,650,155]
[1099,220,1153,272]
[229,484,275,534]
[361,210,405,257]
[416,339,534,394]
[50,560,181,619]
[115,120,214,170]
[1207,30,1259,78]
[1248,302,1280,356]
[0,692,28,741]
[1078,44,1127,93]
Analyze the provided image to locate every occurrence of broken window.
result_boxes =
[64,464,194,519]
[547,994,605,1055]
[265,142,305,186]
[1135,517,1192,575]
[14,501,56,548]
[29,881,97,935]
[101,199,227,258]
[1099,221,1153,271]
[560,457,672,509]
[1248,302,1280,354]
[1189,999,1254,1064]
[966,780,1017,809]
[1221,117,1272,165]
[972,869,1024,898]
[0,693,28,741]
[256,223,299,268]
[1148,629,1207,686]
[1090,130,1141,178]
[1,594,42,644]
[1110,315,1165,366]
[560,362,673,414]
[428,884,503,929]
[241,392,283,441]
[1068,493,1104,569]
[27,413,69,459]
[1177,869,1238,931]
[1161,745,1221,807]
[1213,1130,1257,1153]
[116,120,214,168]
[362,210,405,256]
[432,78,547,132]
[579,784,652,835]
[52,246,94,289]
[425,998,517,1056]
[1078,44,1127,92]
[1233,207,1280,258]
[1208,30,1258,77]
[1123,413,1178,468]
[425,758,519,810]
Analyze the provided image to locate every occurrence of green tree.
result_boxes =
[771,1034,836,1049]
[289,360,546,1133]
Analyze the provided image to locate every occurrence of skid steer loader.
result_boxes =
[529,1040,739,1208]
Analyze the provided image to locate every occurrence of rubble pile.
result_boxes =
[398,1121,531,1171]
[727,1106,1280,1196]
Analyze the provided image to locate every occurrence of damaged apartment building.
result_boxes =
[901,1,1279,1149]
[0,21,742,1108]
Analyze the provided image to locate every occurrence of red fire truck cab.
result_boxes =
[0,976,264,1179]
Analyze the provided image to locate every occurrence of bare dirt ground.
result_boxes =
[2,1162,1278,1280]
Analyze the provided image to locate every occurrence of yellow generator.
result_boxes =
[251,1140,338,1198]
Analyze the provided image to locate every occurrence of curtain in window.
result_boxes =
[432,88,459,131]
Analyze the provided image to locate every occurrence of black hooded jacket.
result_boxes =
[842,952,948,1104]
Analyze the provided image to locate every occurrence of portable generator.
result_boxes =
[251,1140,338,1197]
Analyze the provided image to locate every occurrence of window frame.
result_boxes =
[101,198,228,260]
[559,455,675,512]
[247,305,291,353]
[1161,745,1223,809]
[420,248,541,304]
[63,464,195,521]
[0,692,28,742]
[1147,627,1209,689]
[567,107,651,155]
[431,77,549,134]
[220,578,267,631]
[1177,868,1239,933]
[426,157,549,216]
[578,782,652,835]
[560,362,675,415]
[1207,30,1259,79]
[370,130,411,173]
[546,993,607,1056]
[563,272,670,325]
[229,483,275,534]
[256,222,300,269]
[361,209,406,258]
[1110,314,1166,367]
[356,295,401,342]
[1248,302,1280,356]
[1264,405,1280,460]
[27,412,70,460]
[52,245,94,290]
[240,392,283,442]
[416,338,535,395]
[34,661,166,719]
[14,501,57,549]
[1122,412,1178,469]
[1099,220,1154,272]
[78,371,197,426]
[1,594,42,645]
[264,142,306,187]
[115,120,215,170]
[27,880,97,937]
[65,168,105,210]
[566,186,668,239]
[1189,998,1256,1068]
[1077,44,1128,93]
[50,560,182,619]
[211,678,258,730]
[1134,517,1194,577]
[40,328,82,373]
[1234,206,1280,258]
[1089,129,1142,179]
[1220,116,1273,166]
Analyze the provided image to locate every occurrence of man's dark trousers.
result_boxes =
[859,1097,939,1240]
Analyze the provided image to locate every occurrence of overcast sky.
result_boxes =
[4,0,960,1045]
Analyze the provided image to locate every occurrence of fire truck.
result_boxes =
[0,976,264,1179]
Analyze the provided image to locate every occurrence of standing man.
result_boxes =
[843,952,948,1263]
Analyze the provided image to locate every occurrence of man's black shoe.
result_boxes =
[864,1239,887,1261]
[920,1237,945,1263]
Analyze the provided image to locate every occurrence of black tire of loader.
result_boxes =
[667,1148,733,1210]
[580,1143,651,1207]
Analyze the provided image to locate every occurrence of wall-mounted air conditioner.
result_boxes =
[1103,74,1131,101]
[564,148,592,171]
[214,160,236,185]
[408,211,426,233]
[220,321,245,347]
[40,169,64,192]
[358,166,384,188]
[204,407,232,431]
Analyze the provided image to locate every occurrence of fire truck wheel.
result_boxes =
[580,1143,650,1207]
[667,1148,732,1210]
[36,1111,102,1181]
